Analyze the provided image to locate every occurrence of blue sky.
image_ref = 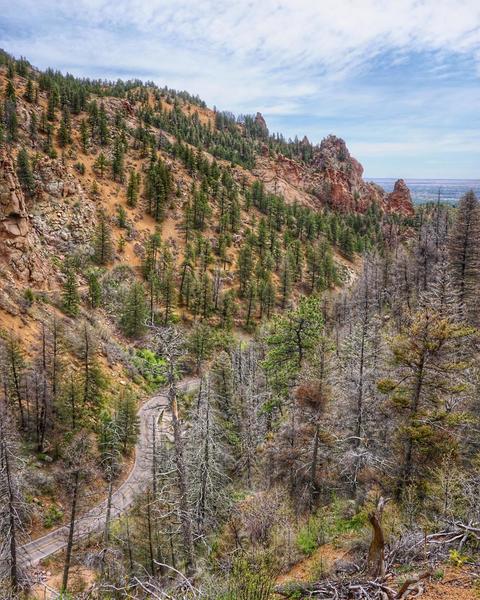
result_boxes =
[1,0,479,178]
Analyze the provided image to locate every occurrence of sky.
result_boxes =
[1,0,479,178]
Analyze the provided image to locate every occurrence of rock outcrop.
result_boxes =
[311,135,385,212]
[0,149,30,238]
[255,112,268,136]
[255,134,414,217]
[0,148,48,283]
[384,179,414,216]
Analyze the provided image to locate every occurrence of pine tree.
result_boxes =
[379,310,475,499]
[448,191,480,323]
[244,280,257,330]
[98,103,110,145]
[62,266,80,317]
[117,205,128,229]
[263,296,323,394]
[29,112,38,146]
[93,212,114,265]
[47,87,58,121]
[161,266,176,324]
[120,282,148,337]
[179,265,196,310]
[16,148,35,197]
[94,152,108,177]
[115,390,139,454]
[111,137,125,182]
[5,80,16,103]
[87,270,102,308]
[4,99,18,141]
[280,252,293,309]
[198,272,214,320]
[127,170,140,207]
[57,108,72,147]
[220,290,236,330]
[80,119,89,153]
[24,78,34,103]
[340,227,355,259]
[237,241,253,297]
[258,275,276,319]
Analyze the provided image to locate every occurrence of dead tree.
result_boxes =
[367,496,389,578]
[61,430,94,592]
[151,326,196,576]
[0,400,28,592]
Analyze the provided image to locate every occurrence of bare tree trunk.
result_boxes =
[367,497,387,578]
[104,479,113,545]
[146,489,155,576]
[168,366,195,575]
[62,471,79,592]
[1,428,19,591]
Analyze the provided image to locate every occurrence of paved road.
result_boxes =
[17,377,199,568]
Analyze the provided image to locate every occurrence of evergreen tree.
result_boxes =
[29,112,38,146]
[379,310,475,499]
[94,152,108,177]
[115,390,139,454]
[280,252,293,309]
[24,78,34,103]
[263,296,323,394]
[98,103,110,145]
[448,191,480,323]
[87,270,102,309]
[62,266,80,317]
[244,280,257,330]
[47,87,58,121]
[57,108,72,147]
[127,170,140,207]
[80,119,89,153]
[111,137,125,182]
[4,99,18,141]
[161,265,176,324]
[93,212,114,265]
[5,80,16,103]
[120,281,148,338]
[117,205,128,229]
[237,241,253,297]
[220,290,236,330]
[198,272,214,320]
[16,148,35,197]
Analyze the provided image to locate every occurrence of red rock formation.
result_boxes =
[384,179,414,216]
[255,112,268,135]
[311,135,385,213]
[0,148,46,283]
[254,134,413,216]
[0,149,30,238]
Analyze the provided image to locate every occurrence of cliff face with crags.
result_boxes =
[0,149,48,283]
[254,133,413,216]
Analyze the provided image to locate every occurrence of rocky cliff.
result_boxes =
[384,178,414,216]
[0,149,47,283]
[254,134,413,216]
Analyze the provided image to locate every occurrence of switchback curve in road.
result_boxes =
[17,377,199,568]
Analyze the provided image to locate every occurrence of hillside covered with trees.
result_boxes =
[0,50,479,599]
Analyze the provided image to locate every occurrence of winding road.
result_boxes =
[18,377,199,568]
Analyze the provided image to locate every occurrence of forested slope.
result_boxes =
[0,50,478,599]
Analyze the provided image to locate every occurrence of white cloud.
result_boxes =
[1,0,479,176]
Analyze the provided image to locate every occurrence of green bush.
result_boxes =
[43,504,64,528]
[297,517,322,556]
[133,348,166,388]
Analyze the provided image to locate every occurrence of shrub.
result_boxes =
[43,504,64,528]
